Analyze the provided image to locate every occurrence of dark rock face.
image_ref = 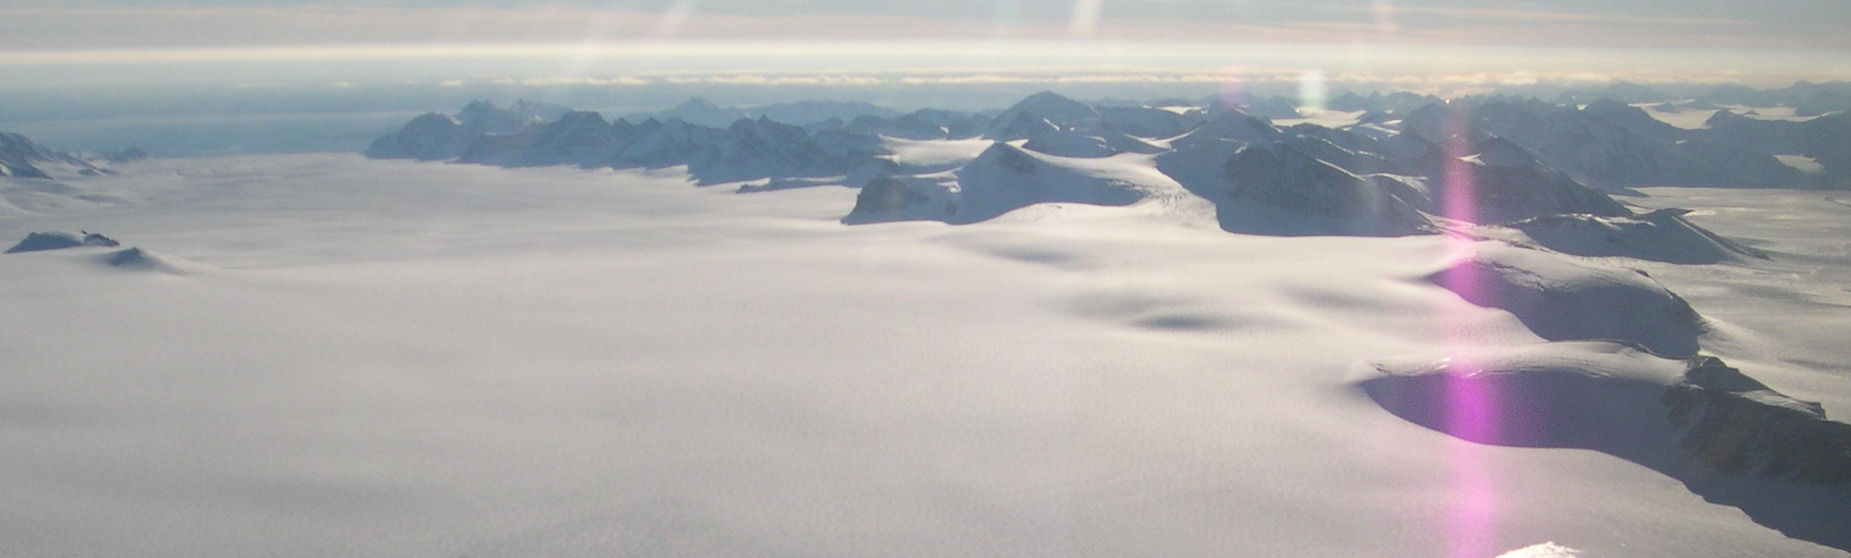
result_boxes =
[1453,160,1631,223]
[841,177,956,224]
[1223,143,1395,219]
[364,113,473,161]
[1668,357,1851,485]
[849,177,929,216]
[1156,137,1434,237]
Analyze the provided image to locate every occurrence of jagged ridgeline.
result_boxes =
[365,91,1851,236]
[1,131,144,179]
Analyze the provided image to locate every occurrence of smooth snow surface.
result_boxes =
[880,137,993,172]
[1640,103,1832,131]
[1271,109,1367,129]
[3,155,1849,557]
[1624,188,1851,421]
[1428,242,1706,358]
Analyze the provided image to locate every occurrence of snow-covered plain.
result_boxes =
[3,154,1849,557]
[1638,103,1836,131]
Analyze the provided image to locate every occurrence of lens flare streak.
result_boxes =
[1435,99,1500,558]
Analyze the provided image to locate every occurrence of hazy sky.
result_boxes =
[4,0,1849,90]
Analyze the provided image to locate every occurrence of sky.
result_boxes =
[2,0,1849,154]
[4,0,1850,89]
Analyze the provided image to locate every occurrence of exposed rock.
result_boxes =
[1669,356,1851,484]
[5,231,121,254]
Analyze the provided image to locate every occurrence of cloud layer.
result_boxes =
[1,2,1847,89]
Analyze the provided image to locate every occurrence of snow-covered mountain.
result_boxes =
[1420,135,1633,223]
[608,117,724,170]
[365,93,1641,236]
[1096,105,1201,139]
[845,109,991,141]
[1,131,113,179]
[367,91,1847,238]
[1156,136,1433,236]
[624,98,902,129]
[1671,80,1851,116]
[1698,109,1851,182]
[460,99,568,133]
[455,110,624,168]
[1498,208,1769,265]
[363,113,473,161]
[1166,109,1282,151]
[983,91,1104,141]
[1144,105,1625,234]
[686,117,888,186]
[369,101,894,185]
[846,141,1177,224]
[968,91,1169,159]
[751,100,901,127]
[947,142,1150,223]
[624,98,749,129]
[1397,96,1839,189]
[364,100,569,161]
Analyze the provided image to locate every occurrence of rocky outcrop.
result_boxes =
[5,231,120,253]
[1668,357,1851,484]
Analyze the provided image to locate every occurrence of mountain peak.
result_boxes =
[676,97,724,111]
[0,130,111,179]
[984,91,1101,140]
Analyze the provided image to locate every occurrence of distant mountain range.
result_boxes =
[0,131,143,179]
[364,89,1850,239]
[620,98,904,129]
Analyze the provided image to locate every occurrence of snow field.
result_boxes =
[1,154,1847,557]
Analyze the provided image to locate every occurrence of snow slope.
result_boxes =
[2,154,1848,557]
[1,131,114,179]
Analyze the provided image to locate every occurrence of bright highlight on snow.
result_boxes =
[1496,542,1585,558]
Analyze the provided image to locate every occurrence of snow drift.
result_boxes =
[1430,242,1705,358]
[5,231,186,273]
[5,153,1849,557]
